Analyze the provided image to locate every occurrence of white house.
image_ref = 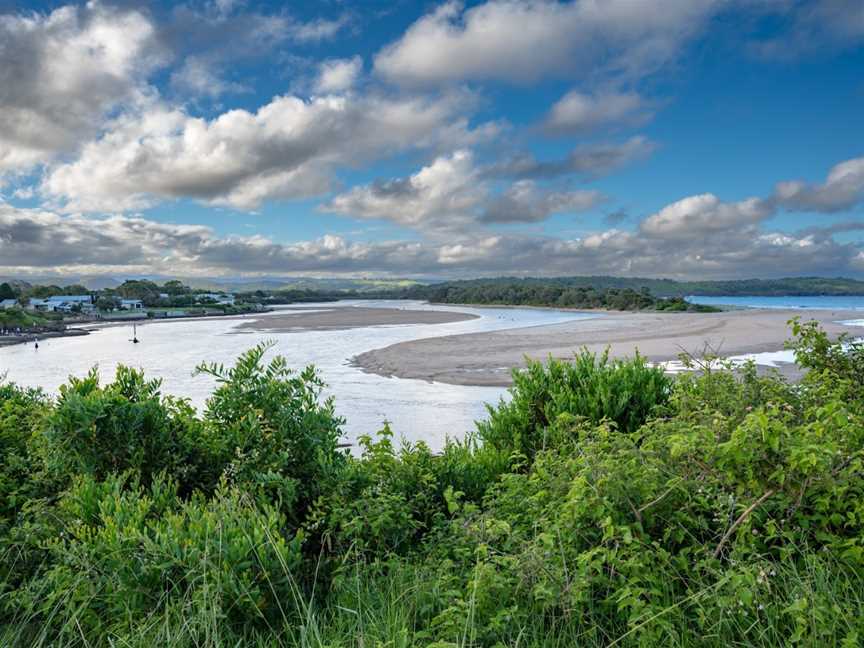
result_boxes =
[120,299,144,310]
[0,299,17,310]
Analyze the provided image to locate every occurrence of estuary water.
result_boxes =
[687,295,864,311]
[661,295,864,372]
[0,301,595,450]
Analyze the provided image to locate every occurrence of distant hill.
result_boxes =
[0,275,119,290]
[188,277,424,293]
[0,275,423,293]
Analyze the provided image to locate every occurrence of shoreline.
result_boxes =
[0,308,271,348]
[353,308,863,386]
[0,328,90,348]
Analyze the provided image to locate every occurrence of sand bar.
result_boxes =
[234,305,478,332]
[354,308,863,386]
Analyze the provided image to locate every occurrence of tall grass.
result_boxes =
[2,547,859,647]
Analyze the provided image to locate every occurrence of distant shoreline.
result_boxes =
[0,328,90,348]
[0,307,271,349]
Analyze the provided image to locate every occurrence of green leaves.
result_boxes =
[2,324,864,646]
[477,349,671,465]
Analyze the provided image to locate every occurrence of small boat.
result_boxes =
[130,324,140,344]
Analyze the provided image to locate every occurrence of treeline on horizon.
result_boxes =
[11,274,860,313]
[0,321,863,646]
[6,274,864,302]
[399,281,721,311]
[233,275,864,308]
[400,275,864,298]
[245,282,719,311]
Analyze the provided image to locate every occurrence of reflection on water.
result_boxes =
[0,301,596,450]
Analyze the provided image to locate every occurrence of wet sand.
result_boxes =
[234,306,478,332]
[354,309,862,386]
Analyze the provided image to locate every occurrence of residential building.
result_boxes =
[120,299,144,310]
[26,298,50,311]
[44,295,95,313]
[0,299,18,310]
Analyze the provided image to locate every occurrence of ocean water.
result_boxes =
[687,295,864,311]
[0,301,596,450]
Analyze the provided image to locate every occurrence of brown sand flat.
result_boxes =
[234,306,478,332]
[354,309,863,386]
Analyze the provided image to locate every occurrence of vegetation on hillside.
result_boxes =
[0,320,862,646]
[240,275,864,308]
[398,275,864,299]
[0,309,61,332]
[401,281,721,311]
[239,282,720,311]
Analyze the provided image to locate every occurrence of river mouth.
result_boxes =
[0,300,595,450]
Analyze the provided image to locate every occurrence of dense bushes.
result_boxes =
[0,323,862,646]
[477,350,671,465]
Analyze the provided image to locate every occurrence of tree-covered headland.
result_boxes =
[401,280,720,311]
[0,319,863,646]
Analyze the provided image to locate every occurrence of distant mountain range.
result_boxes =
[0,275,424,293]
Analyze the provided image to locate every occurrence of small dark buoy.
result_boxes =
[34,339,39,350]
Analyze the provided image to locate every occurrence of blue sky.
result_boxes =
[0,0,863,279]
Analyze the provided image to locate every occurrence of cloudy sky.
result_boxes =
[1,0,863,280]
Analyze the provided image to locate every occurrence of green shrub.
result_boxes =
[195,342,346,519]
[477,349,671,465]
[0,383,47,528]
[10,473,303,644]
[35,365,204,492]
[403,334,864,646]
[309,426,443,559]
[310,425,513,566]
[1,324,863,647]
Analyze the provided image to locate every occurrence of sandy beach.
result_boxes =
[233,305,478,332]
[354,308,863,386]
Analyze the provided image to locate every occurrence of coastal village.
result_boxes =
[1,291,237,315]
[0,279,262,346]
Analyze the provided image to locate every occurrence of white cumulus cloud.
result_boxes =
[374,0,719,86]
[0,2,166,173]
[42,92,499,212]
[773,156,864,213]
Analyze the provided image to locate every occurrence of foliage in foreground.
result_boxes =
[0,322,863,646]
